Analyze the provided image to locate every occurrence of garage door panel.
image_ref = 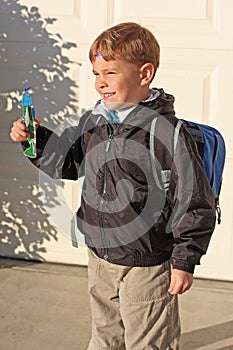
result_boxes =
[112,0,232,49]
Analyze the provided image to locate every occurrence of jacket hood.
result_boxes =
[141,88,176,117]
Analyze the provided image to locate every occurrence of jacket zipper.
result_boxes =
[98,130,114,260]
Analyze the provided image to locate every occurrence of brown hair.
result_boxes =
[89,22,160,73]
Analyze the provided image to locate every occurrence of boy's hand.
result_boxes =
[10,118,40,142]
[168,269,194,295]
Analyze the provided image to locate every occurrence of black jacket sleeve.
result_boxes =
[22,112,91,180]
[167,123,216,273]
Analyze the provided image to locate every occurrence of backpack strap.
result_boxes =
[149,116,182,193]
[149,117,164,191]
[173,120,183,153]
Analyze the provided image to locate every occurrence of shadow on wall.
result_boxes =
[0,0,80,261]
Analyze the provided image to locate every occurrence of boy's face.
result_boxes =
[92,57,150,110]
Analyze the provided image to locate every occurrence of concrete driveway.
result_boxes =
[0,258,233,350]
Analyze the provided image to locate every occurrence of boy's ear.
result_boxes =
[139,63,155,85]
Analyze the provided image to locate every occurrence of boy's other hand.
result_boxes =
[168,269,194,295]
[10,118,40,142]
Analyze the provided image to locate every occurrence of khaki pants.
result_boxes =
[87,249,180,350]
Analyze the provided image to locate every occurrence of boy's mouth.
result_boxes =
[103,92,115,100]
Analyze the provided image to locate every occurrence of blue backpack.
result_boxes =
[150,117,226,224]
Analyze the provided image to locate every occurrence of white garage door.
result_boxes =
[0,0,232,280]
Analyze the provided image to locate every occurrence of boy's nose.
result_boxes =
[96,75,108,88]
[97,80,108,88]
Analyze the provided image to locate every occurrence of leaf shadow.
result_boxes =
[0,0,81,261]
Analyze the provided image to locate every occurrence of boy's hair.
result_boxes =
[89,22,160,74]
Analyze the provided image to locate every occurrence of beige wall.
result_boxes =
[0,0,232,280]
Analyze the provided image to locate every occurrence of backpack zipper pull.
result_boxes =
[216,205,221,224]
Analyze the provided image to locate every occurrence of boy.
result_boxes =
[10,22,216,349]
